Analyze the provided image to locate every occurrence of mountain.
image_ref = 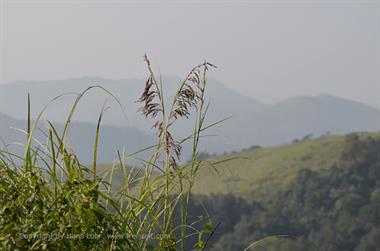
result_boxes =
[0,77,264,130]
[0,77,265,154]
[219,94,380,148]
[1,77,379,157]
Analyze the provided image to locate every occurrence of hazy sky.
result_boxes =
[0,0,379,107]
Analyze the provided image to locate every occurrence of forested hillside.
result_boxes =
[187,133,380,250]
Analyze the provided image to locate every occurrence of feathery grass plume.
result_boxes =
[137,54,219,250]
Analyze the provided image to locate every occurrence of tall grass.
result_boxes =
[0,56,221,250]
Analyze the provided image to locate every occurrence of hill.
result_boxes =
[187,132,380,250]
[193,132,380,202]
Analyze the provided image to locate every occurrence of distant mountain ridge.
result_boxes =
[0,77,379,162]
[0,76,265,130]
[238,94,380,146]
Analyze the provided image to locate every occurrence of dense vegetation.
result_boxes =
[187,133,380,250]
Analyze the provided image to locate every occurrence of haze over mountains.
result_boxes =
[0,77,379,163]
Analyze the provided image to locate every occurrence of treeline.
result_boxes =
[186,133,380,250]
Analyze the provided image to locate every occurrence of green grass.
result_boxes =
[0,57,220,250]
[192,132,380,202]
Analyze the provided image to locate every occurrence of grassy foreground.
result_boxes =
[0,57,222,250]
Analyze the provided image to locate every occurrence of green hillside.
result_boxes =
[94,132,379,201]
[193,132,379,201]
[186,132,380,250]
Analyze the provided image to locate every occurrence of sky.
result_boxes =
[0,0,379,108]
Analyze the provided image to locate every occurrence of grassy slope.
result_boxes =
[94,132,379,201]
[193,132,379,201]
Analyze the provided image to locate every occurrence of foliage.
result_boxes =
[186,134,380,250]
[0,57,220,250]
